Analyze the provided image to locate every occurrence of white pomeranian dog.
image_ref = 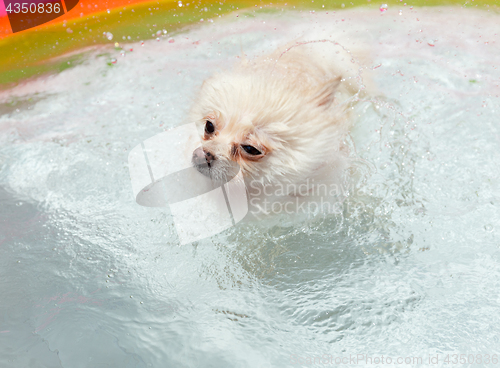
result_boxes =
[190,40,370,217]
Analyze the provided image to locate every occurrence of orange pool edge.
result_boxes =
[0,0,176,40]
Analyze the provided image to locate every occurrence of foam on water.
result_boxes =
[1,7,500,367]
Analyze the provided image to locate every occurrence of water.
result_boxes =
[1,7,500,367]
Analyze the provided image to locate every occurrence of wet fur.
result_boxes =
[189,41,370,215]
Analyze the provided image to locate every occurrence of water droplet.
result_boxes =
[380,4,388,13]
[106,9,110,13]
[114,42,119,48]
[120,51,126,57]
[141,41,145,46]
[427,40,435,47]
[168,38,175,43]
[66,28,73,33]
[178,0,183,6]
[485,224,493,232]
[398,9,402,15]
[163,29,167,35]
[110,58,117,64]
[105,32,113,40]
[156,37,160,41]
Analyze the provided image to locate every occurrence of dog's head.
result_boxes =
[191,110,271,183]
[190,53,350,187]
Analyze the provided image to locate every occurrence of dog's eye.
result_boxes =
[241,145,262,156]
[205,121,215,134]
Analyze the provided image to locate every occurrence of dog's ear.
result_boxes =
[315,76,341,108]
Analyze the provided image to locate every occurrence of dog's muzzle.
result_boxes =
[192,146,214,177]
[192,146,240,182]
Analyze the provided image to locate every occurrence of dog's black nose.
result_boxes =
[192,147,215,166]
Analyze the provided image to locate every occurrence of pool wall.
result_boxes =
[0,0,498,88]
